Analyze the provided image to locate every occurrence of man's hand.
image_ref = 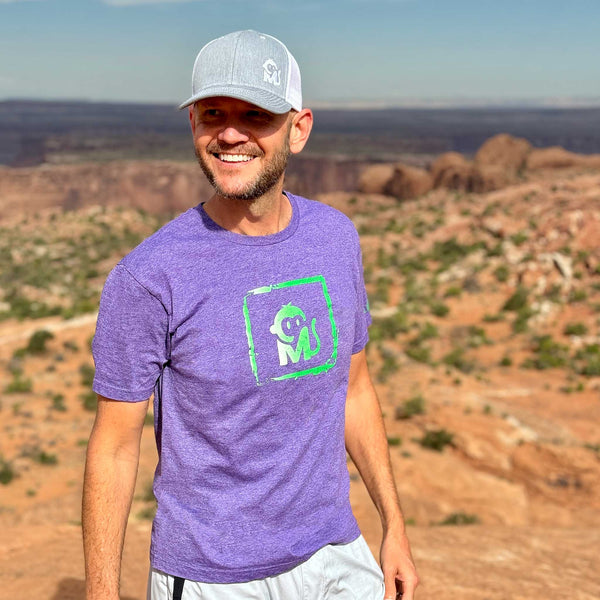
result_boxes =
[380,528,419,600]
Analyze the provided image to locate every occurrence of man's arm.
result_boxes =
[345,348,419,600]
[82,395,149,600]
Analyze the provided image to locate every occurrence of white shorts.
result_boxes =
[147,534,385,600]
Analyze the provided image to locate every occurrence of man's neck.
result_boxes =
[203,186,292,236]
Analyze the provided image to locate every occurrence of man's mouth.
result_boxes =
[215,153,255,163]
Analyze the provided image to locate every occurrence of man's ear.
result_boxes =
[188,105,196,135]
[288,108,313,155]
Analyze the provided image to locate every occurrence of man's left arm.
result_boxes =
[345,348,419,600]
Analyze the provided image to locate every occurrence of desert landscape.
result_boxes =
[1,113,600,599]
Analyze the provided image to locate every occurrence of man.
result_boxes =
[83,30,418,600]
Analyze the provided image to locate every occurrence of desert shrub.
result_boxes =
[499,355,513,367]
[63,340,79,352]
[369,310,410,342]
[80,391,97,412]
[513,306,535,333]
[137,506,157,520]
[419,429,454,452]
[573,344,600,376]
[377,347,400,383]
[27,329,55,354]
[430,301,450,317]
[405,343,431,364]
[79,364,95,387]
[493,265,510,283]
[416,322,439,343]
[430,238,485,270]
[0,456,15,485]
[564,322,588,336]
[568,289,588,303]
[503,287,528,312]
[522,335,569,370]
[5,374,32,394]
[50,393,66,412]
[32,451,58,465]
[439,512,480,525]
[398,256,428,275]
[442,347,475,374]
[395,395,425,420]
[467,326,491,347]
[483,313,504,322]
[444,286,462,298]
[387,436,402,447]
[510,231,528,246]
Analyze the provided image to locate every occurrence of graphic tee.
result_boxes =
[92,192,372,583]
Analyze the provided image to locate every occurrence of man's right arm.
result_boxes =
[82,395,149,600]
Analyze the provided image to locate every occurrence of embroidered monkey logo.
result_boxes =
[269,303,320,366]
[262,59,281,86]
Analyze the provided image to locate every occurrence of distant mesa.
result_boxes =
[358,133,600,201]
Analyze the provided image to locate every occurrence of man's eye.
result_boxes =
[246,110,271,122]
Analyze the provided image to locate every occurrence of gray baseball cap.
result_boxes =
[179,30,302,114]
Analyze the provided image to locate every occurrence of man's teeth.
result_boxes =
[218,154,254,163]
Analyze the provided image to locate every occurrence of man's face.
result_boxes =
[190,97,294,201]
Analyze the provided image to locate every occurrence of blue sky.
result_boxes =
[1,0,599,107]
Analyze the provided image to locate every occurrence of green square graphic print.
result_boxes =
[243,276,338,386]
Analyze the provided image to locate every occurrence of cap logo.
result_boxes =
[262,59,281,86]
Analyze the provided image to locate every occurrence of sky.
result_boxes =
[1,0,599,107]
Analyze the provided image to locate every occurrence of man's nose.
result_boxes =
[217,123,250,145]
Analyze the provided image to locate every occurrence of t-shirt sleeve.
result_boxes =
[351,229,372,354]
[92,263,169,402]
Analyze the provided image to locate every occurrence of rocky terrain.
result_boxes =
[1,136,600,599]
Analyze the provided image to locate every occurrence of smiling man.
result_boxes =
[83,30,418,600]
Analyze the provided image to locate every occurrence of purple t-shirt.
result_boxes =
[92,192,371,583]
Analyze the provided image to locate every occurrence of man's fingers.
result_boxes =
[399,573,419,600]
[383,569,397,600]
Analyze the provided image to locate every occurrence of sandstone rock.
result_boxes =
[430,152,471,189]
[474,133,532,171]
[469,164,510,193]
[384,163,433,200]
[357,163,395,194]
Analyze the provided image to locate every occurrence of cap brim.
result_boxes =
[178,84,293,114]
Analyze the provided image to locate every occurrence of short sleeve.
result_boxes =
[351,230,372,354]
[92,263,169,402]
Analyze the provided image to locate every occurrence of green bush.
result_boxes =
[0,456,15,485]
[26,329,55,354]
[522,335,569,370]
[503,287,528,312]
[430,301,450,317]
[405,343,431,364]
[419,429,455,452]
[79,364,95,387]
[493,265,510,283]
[573,344,600,376]
[439,512,480,525]
[564,322,588,336]
[50,393,66,412]
[80,391,97,412]
[395,395,426,420]
[444,286,462,298]
[5,375,32,394]
[33,451,58,465]
[369,310,410,342]
[442,347,475,374]
[387,436,402,447]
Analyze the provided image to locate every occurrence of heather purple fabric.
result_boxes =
[92,192,372,583]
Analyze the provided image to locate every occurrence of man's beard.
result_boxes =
[195,137,291,202]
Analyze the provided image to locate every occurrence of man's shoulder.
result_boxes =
[120,205,199,269]
[289,192,358,235]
